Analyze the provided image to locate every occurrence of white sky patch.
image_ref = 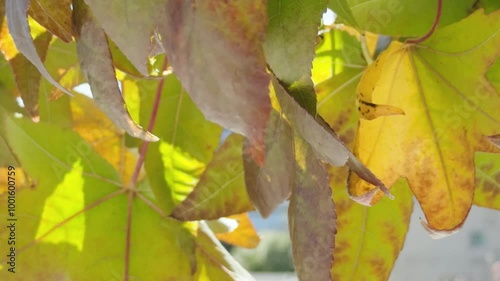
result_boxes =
[322,8,336,26]
[73,81,123,99]
[15,96,25,108]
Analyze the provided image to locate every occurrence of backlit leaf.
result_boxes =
[139,74,222,214]
[171,134,254,221]
[349,10,500,234]
[314,26,414,281]
[215,213,261,249]
[347,0,475,37]
[28,0,73,42]
[474,152,500,210]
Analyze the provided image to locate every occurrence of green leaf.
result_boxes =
[481,0,500,13]
[328,0,359,28]
[347,0,475,37]
[172,134,253,220]
[264,0,327,114]
[289,137,335,281]
[138,74,222,214]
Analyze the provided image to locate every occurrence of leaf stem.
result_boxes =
[406,0,442,44]
[124,57,169,281]
[129,57,169,187]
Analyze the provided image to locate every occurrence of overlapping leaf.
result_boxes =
[0,101,254,280]
[314,27,414,281]
[289,137,336,281]
[264,0,326,113]
[83,0,166,75]
[159,0,271,163]
[72,0,157,142]
[28,0,73,42]
[171,134,254,220]
[215,213,261,249]
[243,110,294,218]
[5,0,71,95]
[138,74,222,214]
[349,10,500,234]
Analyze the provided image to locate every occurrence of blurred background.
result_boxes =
[232,201,500,281]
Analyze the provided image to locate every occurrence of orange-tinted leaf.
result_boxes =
[28,0,73,42]
[215,213,261,249]
[72,0,158,142]
[5,0,71,95]
[243,110,294,218]
[171,134,253,221]
[160,0,271,156]
[289,137,335,281]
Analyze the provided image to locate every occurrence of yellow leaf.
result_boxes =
[349,10,500,234]
[215,213,261,249]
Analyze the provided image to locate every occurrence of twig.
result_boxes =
[406,0,443,44]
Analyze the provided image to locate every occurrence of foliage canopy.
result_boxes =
[0,0,499,280]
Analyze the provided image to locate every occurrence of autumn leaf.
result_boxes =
[28,0,73,42]
[313,27,414,280]
[159,0,271,163]
[0,103,254,280]
[474,152,500,210]
[171,134,254,221]
[349,9,500,234]
[243,110,294,218]
[83,0,166,75]
[137,74,222,214]
[273,76,392,196]
[72,0,158,142]
[215,213,261,249]
[289,136,336,281]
